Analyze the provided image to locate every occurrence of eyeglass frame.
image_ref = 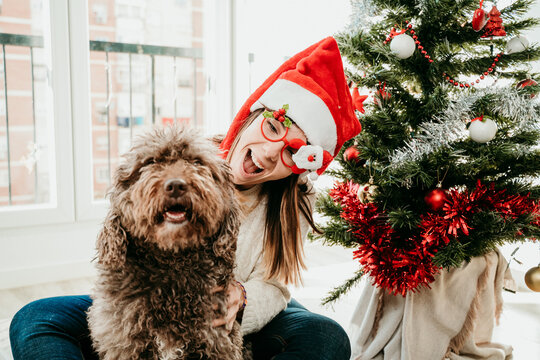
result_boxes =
[259,116,307,174]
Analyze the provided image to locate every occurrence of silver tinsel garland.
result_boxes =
[387,86,540,170]
[347,0,379,31]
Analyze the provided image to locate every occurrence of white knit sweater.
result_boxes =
[233,184,315,335]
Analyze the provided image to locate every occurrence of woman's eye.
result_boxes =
[269,122,278,134]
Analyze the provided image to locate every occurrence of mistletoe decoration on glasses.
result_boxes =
[263,104,292,128]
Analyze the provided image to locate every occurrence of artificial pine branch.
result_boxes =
[322,269,365,306]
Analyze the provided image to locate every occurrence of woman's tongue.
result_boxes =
[243,149,262,174]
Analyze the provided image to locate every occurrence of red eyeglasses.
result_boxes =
[260,117,307,173]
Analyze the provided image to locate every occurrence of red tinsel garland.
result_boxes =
[330,180,540,295]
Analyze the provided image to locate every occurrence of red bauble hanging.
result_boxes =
[481,6,506,38]
[343,145,364,165]
[472,0,489,31]
[425,188,448,211]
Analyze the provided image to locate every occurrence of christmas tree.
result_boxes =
[314,0,540,303]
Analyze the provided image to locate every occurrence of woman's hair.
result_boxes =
[226,108,320,286]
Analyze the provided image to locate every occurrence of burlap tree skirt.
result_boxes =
[349,249,514,360]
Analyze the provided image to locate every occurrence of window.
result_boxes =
[0,0,52,207]
[0,0,232,225]
[0,0,74,228]
[82,0,206,201]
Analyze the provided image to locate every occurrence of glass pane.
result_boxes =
[0,0,54,207]
[88,0,206,200]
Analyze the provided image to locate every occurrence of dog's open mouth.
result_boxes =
[163,204,190,224]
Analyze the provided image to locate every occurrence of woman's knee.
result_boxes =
[286,313,350,360]
[10,296,95,360]
[310,316,351,358]
[10,296,92,345]
[10,298,50,340]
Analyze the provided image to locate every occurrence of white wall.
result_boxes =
[232,0,352,117]
[0,222,100,289]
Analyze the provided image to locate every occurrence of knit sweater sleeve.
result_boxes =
[239,258,291,335]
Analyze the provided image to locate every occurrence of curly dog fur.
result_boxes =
[88,126,243,360]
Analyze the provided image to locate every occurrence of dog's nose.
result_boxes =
[164,178,187,198]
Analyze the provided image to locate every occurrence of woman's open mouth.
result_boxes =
[243,149,264,175]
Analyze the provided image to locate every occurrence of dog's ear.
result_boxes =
[114,155,152,190]
[212,192,241,264]
[96,213,128,269]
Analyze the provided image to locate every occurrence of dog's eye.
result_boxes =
[193,159,203,166]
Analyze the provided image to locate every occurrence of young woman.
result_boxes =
[10,36,361,360]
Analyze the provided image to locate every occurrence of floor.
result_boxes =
[0,241,539,359]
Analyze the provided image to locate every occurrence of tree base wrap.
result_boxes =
[349,249,513,360]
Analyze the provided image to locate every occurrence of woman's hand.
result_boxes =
[212,281,245,332]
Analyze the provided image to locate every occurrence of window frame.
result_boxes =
[69,0,109,221]
[0,0,75,228]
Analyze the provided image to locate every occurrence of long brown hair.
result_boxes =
[226,109,320,285]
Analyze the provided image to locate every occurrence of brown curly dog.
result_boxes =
[87,125,243,360]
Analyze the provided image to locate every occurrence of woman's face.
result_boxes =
[228,113,307,187]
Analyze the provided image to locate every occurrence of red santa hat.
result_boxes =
[220,36,361,178]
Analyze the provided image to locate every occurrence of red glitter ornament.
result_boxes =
[482,6,506,38]
[425,188,448,211]
[343,146,360,162]
[472,0,489,31]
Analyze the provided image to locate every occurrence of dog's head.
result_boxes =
[96,125,240,268]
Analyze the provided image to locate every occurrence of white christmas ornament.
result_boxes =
[469,117,497,143]
[506,35,529,54]
[390,34,416,59]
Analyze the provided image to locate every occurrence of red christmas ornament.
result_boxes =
[351,87,368,114]
[516,78,538,98]
[425,188,448,211]
[481,6,506,38]
[343,145,361,163]
[472,0,489,31]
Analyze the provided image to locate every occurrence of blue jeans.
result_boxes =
[10,296,350,360]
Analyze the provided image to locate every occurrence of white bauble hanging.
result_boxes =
[469,117,497,143]
[506,35,529,54]
[390,34,416,59]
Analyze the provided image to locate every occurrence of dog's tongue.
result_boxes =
[164,210,186,223]
[243,150,260,174]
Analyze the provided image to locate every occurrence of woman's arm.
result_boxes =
[238,261,291,335]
